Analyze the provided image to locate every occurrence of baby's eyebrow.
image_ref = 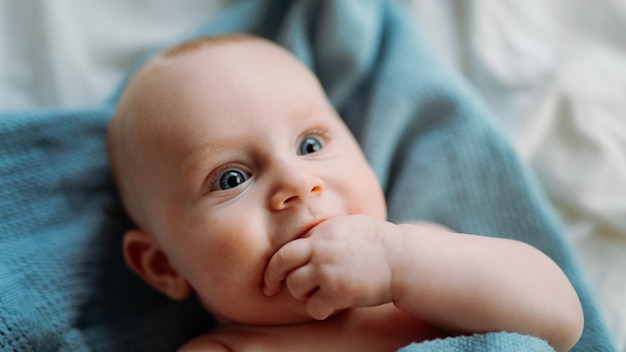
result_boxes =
[179,144,221,174]
[181,134,247,166]
[176,138,245,187]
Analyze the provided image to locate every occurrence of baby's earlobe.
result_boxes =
[122,229,191,301]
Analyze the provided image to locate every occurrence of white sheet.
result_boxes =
[1,0,624,349]
[0,0,228,109]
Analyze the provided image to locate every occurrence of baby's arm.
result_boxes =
[263,215,583,352]
[390,222,583,351]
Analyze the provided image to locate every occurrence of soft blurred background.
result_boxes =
[1,0,624,350]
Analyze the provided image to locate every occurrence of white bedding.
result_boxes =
[1,0,624,350]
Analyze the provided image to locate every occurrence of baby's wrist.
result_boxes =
[383,223,413,303]
[388,223,441,307]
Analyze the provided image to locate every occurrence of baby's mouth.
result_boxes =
[294,217,327,241]
[262,218,328,298]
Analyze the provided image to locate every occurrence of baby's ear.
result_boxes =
[123,229,191,301]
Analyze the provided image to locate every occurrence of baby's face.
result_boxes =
[119,39,386,325]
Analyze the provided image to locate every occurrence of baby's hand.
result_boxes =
[263,215,402,320]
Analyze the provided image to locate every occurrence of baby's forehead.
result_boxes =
[118,36,326,145]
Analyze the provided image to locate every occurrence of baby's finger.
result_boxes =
[306,290,339,320]
[263,239,311,296]
[285,265,319,301]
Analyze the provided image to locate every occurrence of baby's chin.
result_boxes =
[202,290,319,326]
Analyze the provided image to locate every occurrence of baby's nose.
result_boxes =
[268,162,324,211]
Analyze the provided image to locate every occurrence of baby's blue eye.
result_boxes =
[298,135,323,155]
[218,169,249,190]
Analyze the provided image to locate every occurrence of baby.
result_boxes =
[107,34,583,351]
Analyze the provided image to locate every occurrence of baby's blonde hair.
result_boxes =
[160,34,256,59]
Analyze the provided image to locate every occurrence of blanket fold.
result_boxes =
[0,0,615,350]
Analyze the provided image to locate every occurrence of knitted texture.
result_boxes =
[398,332,555,352]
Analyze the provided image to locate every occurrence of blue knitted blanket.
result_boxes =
[0,0,615,350]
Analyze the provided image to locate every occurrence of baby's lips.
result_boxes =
[298,217,329,239]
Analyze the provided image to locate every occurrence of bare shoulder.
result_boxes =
[178,335,231,352]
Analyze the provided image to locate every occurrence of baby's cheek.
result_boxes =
[346,190,386,221]
[188,250,258,313]
[359,178,387,219]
